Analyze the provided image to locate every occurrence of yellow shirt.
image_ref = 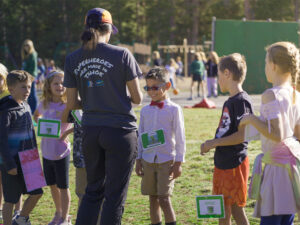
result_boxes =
[0,89,9,99]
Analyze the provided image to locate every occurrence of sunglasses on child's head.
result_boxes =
[143,83,166,91]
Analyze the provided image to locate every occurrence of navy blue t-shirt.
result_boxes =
[214,92,253,169]
[63,43,142,130]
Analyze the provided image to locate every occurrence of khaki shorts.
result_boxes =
[141,159,175,196]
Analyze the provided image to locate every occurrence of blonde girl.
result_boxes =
[21,39,38,113]
[206,51,219,97]
[240,42,300,225]
[165,58,179,95]
[34,70,72,225]
[152,50,163,66]
[0,63,9,99]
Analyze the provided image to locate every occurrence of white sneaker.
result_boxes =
[57,215,72,225]
[12,215,31,225]
[12,210,20,221]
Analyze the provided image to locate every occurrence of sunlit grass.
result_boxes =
[29,108,299,225]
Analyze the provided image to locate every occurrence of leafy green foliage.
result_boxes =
[0,0,298,69]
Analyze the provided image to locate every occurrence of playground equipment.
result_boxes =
[157,39,211,77]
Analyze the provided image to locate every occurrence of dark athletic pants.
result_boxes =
[75,126,137,225]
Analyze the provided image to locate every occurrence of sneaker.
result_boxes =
[187,97,193,100]
[57,215,72,225]
[12,210,20,221]
[48,213,61,225]
[12,215,31,225]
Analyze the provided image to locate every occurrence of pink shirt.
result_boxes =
[37,101,71,160]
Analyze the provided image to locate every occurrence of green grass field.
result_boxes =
[29,108,299,225]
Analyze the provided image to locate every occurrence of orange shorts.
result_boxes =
[213,157,249,207]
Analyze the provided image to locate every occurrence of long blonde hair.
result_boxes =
[199,51,207,62]
[42,70,66,108]
[169,58,179,70]
[266,41,300,104]
[152,51,160,59]
[0,63,8,92]
[210,51,219,64]
[21,39,36,60]
[194,52,202,61]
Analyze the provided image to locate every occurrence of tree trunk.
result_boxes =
[295,0,299,21]
[244,0,252,19]
[169,0,176,43]
[224,0,230,7]
[62,0,69,42]
[190,0,199,45]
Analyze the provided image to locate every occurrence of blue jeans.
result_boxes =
[260,214,295,225]
[75,126,137,225]
[28,81,38,114]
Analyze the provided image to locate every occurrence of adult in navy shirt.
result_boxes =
[63,8,143,225]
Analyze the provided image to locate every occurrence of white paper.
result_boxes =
[199,199,222,215]
[39,121,59,136]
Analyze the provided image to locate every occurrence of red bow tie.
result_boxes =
[150,101,164,109]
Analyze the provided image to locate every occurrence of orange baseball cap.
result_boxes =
[85,8,118,34]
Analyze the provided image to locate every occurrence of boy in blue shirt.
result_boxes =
[0,70,43,225]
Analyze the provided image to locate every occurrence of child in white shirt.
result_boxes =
[135,67,186,225]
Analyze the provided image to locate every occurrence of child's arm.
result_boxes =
[201,97,253,155]
[60,127,74,142]
[201,125,246,155]
[240,90,283,142]
[170,106,185,179]
[61,107,71,123]
[169,161,182,180]
[135,111,144,177]
[33,109,42,123]
[0,111,17,174]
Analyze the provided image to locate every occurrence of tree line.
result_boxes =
[0,0,299,69]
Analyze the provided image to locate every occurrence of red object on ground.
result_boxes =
[184,98,216,109]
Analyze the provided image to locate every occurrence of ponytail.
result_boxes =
[81,23,112,51]
[290,50,300,104]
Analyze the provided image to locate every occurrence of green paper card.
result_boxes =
[141,129,165,150]
[37,118,61,138]
[196,195,225,219]
[71,110,82,125]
